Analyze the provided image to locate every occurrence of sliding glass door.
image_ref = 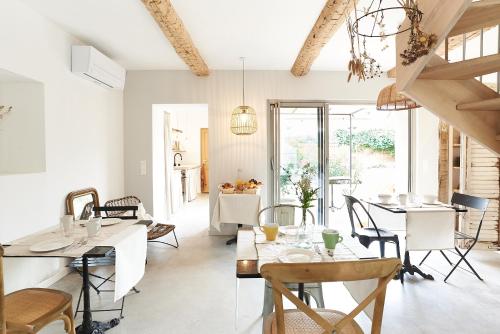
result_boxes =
[269,102,411,228]
[269,102,328,226]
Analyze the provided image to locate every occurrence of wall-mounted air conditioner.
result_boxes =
[71,45,126,90]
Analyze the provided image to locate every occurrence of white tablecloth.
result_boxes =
[211,193,261,231]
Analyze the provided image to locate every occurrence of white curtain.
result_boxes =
[164,113,174,220]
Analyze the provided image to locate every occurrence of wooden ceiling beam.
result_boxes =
[291,0,355,77]
[142,0,209,76]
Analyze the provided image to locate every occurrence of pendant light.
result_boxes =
[376,83,420,111]
[231,57,257,135]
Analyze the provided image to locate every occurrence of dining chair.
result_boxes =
[258,205,324,317]
[261,258,402,334]
[0,245,75,334]
[104,196,179,248]
[344,195,401,259]
[419,192,489,282]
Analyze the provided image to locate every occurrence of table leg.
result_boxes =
[401,251,434,281]
[75,257,121,334]
[298,283,304,301]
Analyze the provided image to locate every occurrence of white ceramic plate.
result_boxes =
[102,218,122,226]
[29,238,73,253]
[278,248,319,263]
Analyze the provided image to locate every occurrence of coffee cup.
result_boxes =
[260,223,279,241]
[322,229,343,250]
[60,215,74,237]
[86,217,102,237]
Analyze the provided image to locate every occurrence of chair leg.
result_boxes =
[444,247,483,282]
[262,283,274,317]
[440,250,453,266]
[419,251,432,266]
[394,238,401,259]
[306,285,325,308]
[379,241,386,258]
[75,287,84,318]
[64,303,76,334]
[303,293,311,306]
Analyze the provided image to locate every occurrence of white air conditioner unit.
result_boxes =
[71,45,126,90]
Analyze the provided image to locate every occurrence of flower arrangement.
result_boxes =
[282,162,319,225]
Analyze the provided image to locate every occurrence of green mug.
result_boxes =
[322,229,343,250]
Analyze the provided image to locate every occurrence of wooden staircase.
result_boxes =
[396,0,500,155]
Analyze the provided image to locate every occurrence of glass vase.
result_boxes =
[295,208,313,249]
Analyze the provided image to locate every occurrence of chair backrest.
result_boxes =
[451,192,489,239]
[261,258,401,334]
[344,195,381,238]
[258,205,315,226]
[0,245,5,334]
[104,196,141,217]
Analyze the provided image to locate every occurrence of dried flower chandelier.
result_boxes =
[346,0,437,82]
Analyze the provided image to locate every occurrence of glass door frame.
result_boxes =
[268,100,330,226]
[269,99,414,227]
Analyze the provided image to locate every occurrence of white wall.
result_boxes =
[0,0,124,292]
[414,109,439,196]
[124,70,392,234]
[0,81,45,174]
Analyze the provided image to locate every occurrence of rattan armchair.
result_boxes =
[104,196,178,248]
[0,245,75,334]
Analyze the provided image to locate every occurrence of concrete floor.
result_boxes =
[42,194,500,333]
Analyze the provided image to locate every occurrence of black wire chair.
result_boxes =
[344,195,401,259]
[419,192,489,282]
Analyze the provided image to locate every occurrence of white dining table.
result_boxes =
[364,200,466,280]
[211,191,262,231]
[3,219,149,334]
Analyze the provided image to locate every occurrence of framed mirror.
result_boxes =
[65,187,100,220]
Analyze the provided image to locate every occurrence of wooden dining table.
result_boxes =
[363,199,467,281]
[235,227,382,323]
[3,219,150,334]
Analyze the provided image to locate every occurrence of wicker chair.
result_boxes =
[104,196,179,248]
[1,245,76,334]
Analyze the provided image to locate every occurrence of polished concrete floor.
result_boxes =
[43,194,500,333]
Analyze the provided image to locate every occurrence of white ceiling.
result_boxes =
[20,0,397,71]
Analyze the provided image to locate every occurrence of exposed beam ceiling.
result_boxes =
[291,0,355,77]
[141,0,209,76]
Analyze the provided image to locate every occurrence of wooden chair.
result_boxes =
[0,245,75,334]
[104,196,179,248]
[261,258,401,334]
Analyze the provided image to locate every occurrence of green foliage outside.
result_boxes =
[335,129,395,156]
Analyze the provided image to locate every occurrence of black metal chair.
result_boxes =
[419,192,489,282]
[344,195,401,259]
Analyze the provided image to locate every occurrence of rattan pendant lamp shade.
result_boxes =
[376,83,420,111]
[231,58,257,135]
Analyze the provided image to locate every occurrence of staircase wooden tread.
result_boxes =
[419,54,500,80]
[449,1,500,37]
[457,97,500,111]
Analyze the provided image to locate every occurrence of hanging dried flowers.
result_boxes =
[346,7,382,82]
[399,1,437,65]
